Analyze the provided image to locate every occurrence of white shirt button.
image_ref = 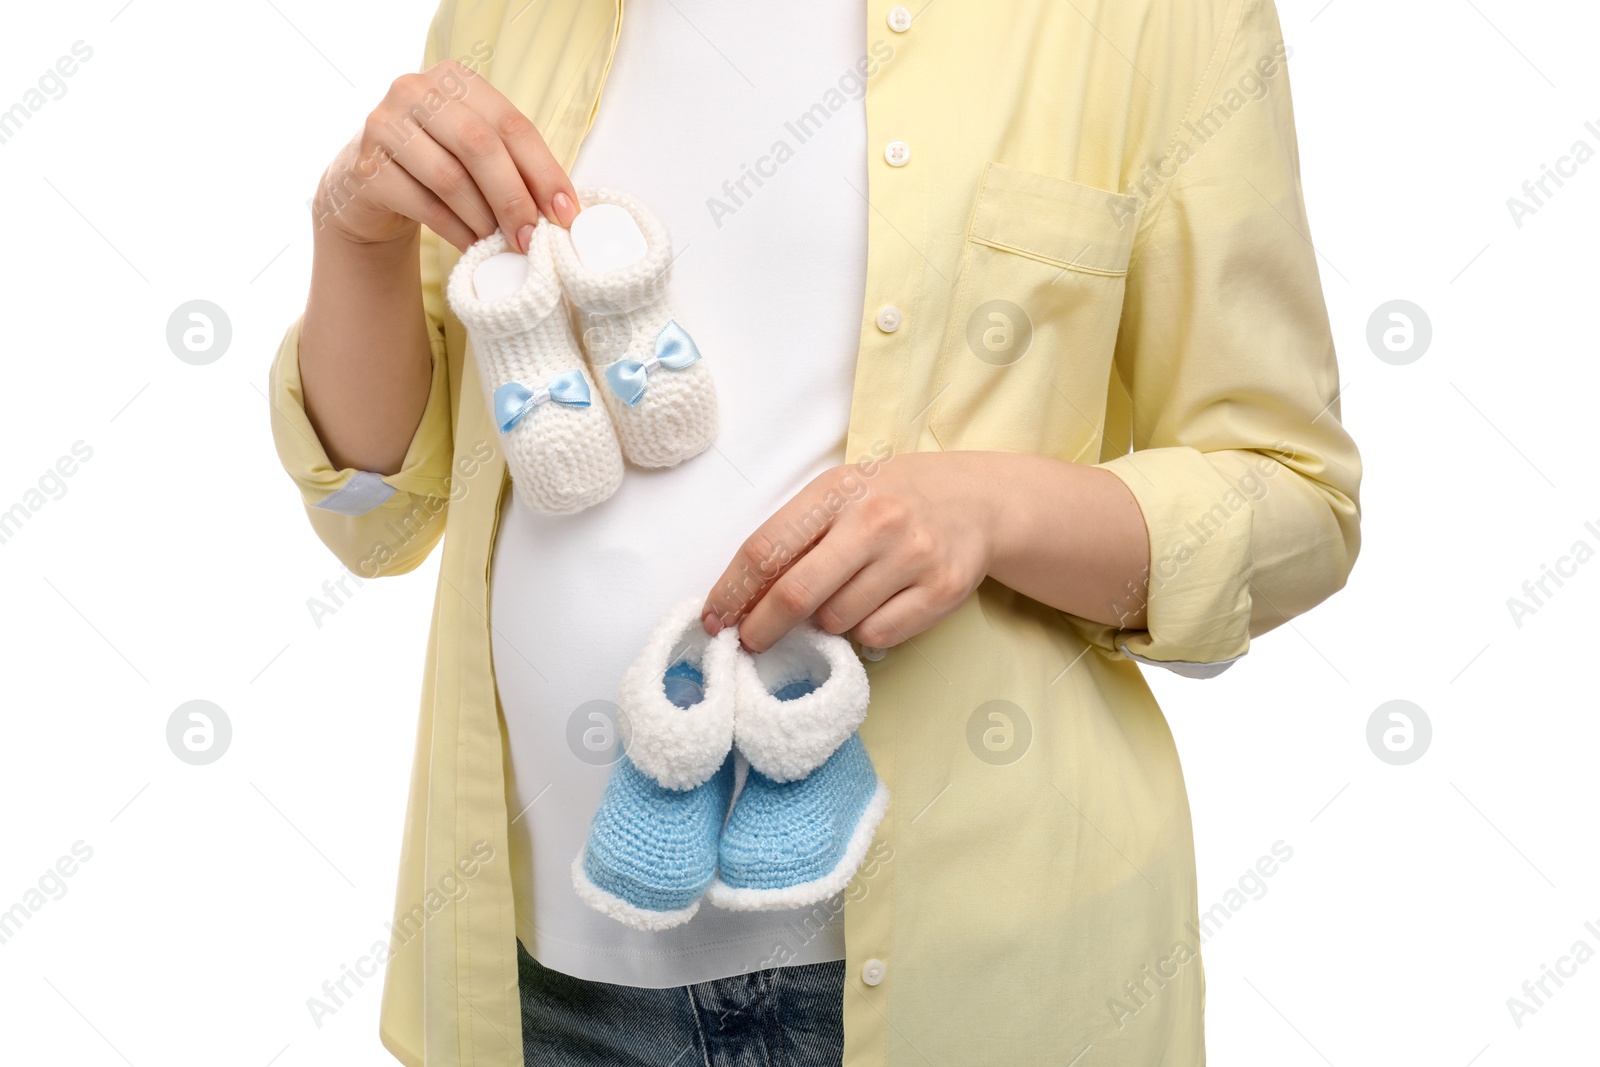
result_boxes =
[887,6,913,32]
[875,305,902,333]
[860,644,888,661]
[884,140,911,167]
[861,958,887,986]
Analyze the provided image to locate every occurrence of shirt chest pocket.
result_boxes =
[929,162,1142,460]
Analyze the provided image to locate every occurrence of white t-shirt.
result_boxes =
[489,0,867,987]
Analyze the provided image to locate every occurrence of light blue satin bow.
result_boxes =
[603,320,702,407]
[492,370,591,433]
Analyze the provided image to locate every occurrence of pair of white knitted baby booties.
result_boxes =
[445,190,717,516]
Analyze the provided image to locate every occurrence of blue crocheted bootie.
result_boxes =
[572,742,735,930]
[706,624,888,912]
[571,598,740,930]
[708,730,888,911]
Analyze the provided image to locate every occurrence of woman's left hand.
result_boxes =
[700,452,1000,653]
[700,449,1152,653]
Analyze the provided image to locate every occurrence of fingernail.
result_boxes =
[553,191,577,227]
[702,609,721,635]
[515,224,534,253]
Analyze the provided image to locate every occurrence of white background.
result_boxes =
[1,0,1596,1064]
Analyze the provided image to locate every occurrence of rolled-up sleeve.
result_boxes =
[1070,0,1362,676]
[265,0,465,580]
[266,231,457,578]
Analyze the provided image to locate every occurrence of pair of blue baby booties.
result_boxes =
[572,598,889,930]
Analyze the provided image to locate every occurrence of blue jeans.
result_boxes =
[517,939,844,1066]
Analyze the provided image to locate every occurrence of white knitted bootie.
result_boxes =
[549,189,719,469]
[446,221,624,515]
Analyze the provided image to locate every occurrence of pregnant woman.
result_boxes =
[267,1,1361,1064]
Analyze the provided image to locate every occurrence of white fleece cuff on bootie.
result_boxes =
[446,221,624,516]
[731,624,870,783]
[617,597,740,790]
[550,188,719,469]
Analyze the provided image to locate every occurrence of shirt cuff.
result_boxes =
[1116,646,1241,679]
[310,470,398,516]
[1095,445,1255,675]
[268,315,455,516]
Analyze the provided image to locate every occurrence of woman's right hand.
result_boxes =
[312,59,577,254]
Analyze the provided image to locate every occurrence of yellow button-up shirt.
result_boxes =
[268,0,1361,1063]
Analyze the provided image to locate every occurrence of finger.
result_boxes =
[455,74,579,227]
[375,117,498,242]
[849,584,948,650]
[737,531,879,653]
[398,103,522,243]
[372,161,477,251]
[368,74,499,241]
[812,558,916,638]
[702,471,850,633]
